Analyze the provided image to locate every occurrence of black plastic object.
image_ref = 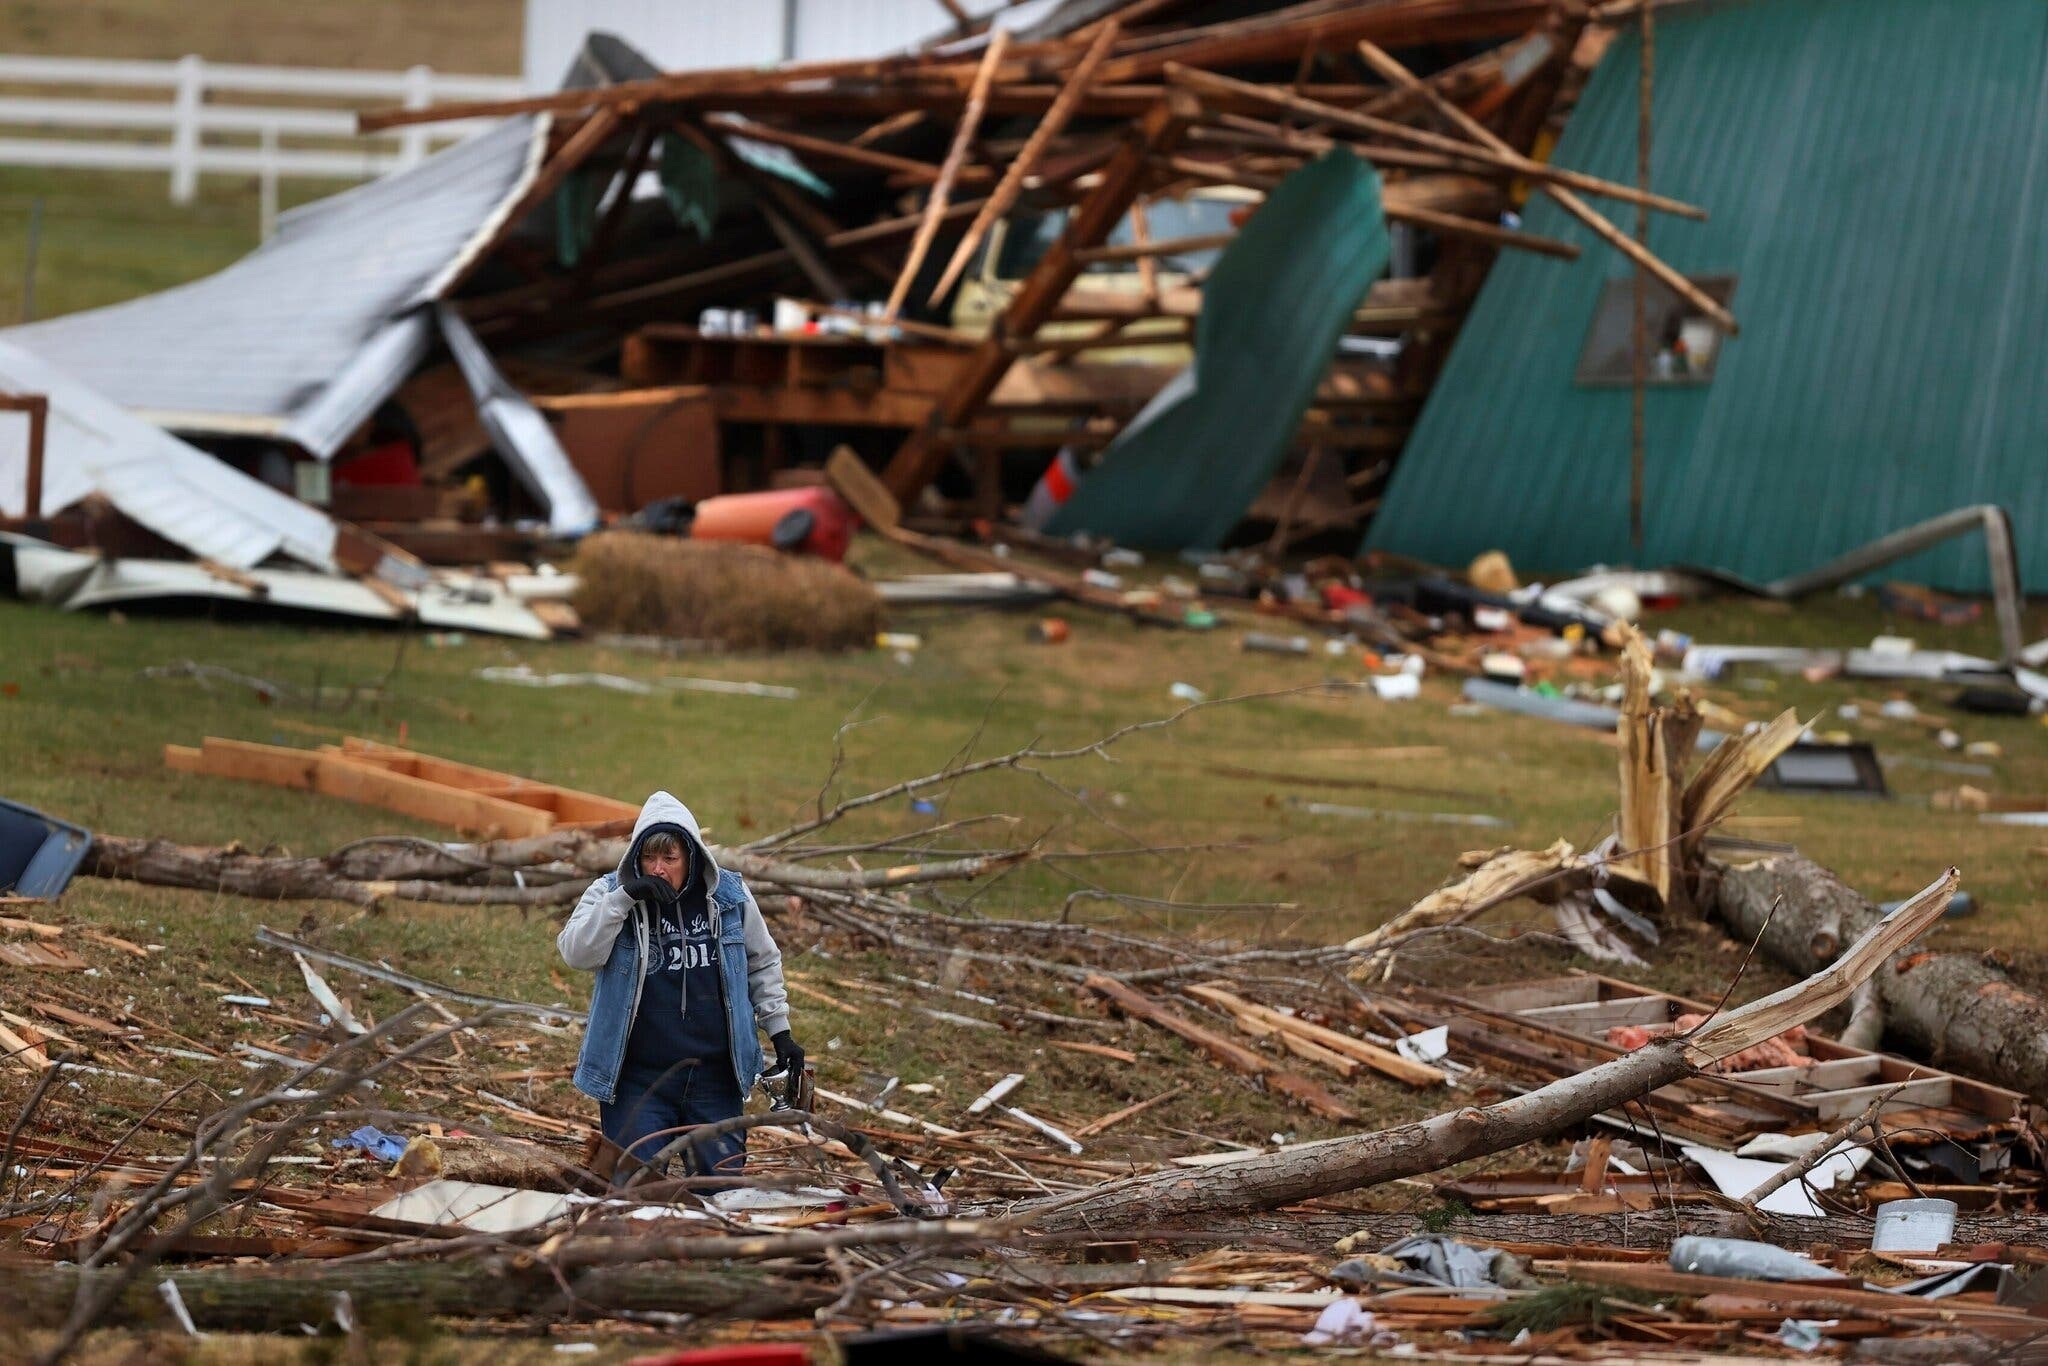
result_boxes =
[1387,576,1594,634]
[626,496,696,537]
[840,1326,1068,1363]
[1953,686,2038,718]
[0,798,92,898]
[1756,741,1889,798]
[770,507,814,551]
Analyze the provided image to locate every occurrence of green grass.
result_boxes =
[0,0,521,72]
[0,166,354,323]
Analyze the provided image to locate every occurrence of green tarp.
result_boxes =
[1047,150,1388,549]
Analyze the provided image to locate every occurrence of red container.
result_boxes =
[627,1348,809,1366]
[690,487,857,562]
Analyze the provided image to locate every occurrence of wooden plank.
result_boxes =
[708,115,976,185]
[883,91,1198,504]
[1184,983,1445,1088]
[1083,974,1355,1122]
[928,20,1124,306]
[1168,62,1705,222]
[339,738,639,827]
[309,756,555,838]
[825,445,901,532]
[174,739,554,838]
[885,28,1010,321]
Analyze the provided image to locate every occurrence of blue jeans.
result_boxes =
[599,1058,747,1188]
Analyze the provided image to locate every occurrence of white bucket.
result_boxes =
[1871,1197,1957,1252]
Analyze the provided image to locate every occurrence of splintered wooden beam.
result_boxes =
[1074,230,1236,265]
[882,91,1198,505]
[887,28,1010,321]
[1083,974,1357,1121]
[1180,983,1446,1088]
[708,115,979,185]
[167,740,556,838]
[928,21,1124,306]
[1352,39,1736,334]
[1167,63,1704,221]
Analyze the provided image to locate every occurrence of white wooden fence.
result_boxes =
[0,54,527,213]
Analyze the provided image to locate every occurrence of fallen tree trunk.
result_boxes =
[84,834,1032,908]
[0,1258,822,1331]
[1024,869,1956,1233]
[84,836,581,908]
[1709,852,2048,1103]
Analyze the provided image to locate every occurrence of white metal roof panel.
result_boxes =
[0,340,340,571]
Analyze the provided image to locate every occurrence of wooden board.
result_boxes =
[168,738,562,838]
[337,738,639,827]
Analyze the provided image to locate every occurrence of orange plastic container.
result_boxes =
[689,487,857,561]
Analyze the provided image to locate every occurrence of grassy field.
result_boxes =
[7,546,2048,1359]
[0,0,522,71]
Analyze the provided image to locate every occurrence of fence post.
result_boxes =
[169,53,203,204]
[400,64,432,168]
[258,125,279,241]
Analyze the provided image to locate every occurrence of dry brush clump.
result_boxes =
[570,532,881,652]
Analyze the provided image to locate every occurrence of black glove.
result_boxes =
[619,870,678,905]
[769,1030,806,1107]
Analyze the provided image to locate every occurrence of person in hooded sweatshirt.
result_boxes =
[558,792,801,1185]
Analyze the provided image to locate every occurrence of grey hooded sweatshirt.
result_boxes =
[558,792,789,1099]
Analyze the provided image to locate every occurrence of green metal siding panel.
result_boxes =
[1367,0,2048,592]
[1050,150,1388,549]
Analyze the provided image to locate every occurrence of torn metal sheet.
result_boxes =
[1681,1140,1874,1217]
[436,305,600,535]
[1048,151,1389,548]
[2,537,552,639]
[0,343,340,571]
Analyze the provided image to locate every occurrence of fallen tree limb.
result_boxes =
[1023,870,1956,1233]
[83,836,582,908]
[84,834,1036,908]
[0,1259,821,1331]
[1710,852,2048,1102]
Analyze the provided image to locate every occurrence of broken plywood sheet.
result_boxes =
[4,540,553,640]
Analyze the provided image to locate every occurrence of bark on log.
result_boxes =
[0,1258,821,1331]
[1024,870,1956,1234]
[1710,852,2048,1103]
[84,836,581,908]
[86,832,1031,908]
[1117,1208,2048,1255]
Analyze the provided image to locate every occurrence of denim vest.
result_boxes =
[571,867,765,1103]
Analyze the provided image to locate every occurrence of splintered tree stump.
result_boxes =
[1709,852,2048,1103]
[0,1259,822,1331]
